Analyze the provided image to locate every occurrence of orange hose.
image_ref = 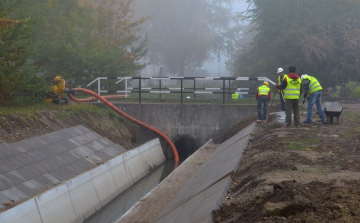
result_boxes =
[69,95,127,102]
[65,86,179,164]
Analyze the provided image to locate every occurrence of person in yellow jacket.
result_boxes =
[276,68,287,111]
[256,82,271,123]
[276,66,302,127]
[301,74,326,124]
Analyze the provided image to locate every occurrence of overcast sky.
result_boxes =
[232,0,249,13]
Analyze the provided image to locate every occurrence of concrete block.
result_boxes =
[0,189,21,202]
[148,139,166,166]
[110,155,133,192]
[67,171,102,222]
[0,159,14,172]
[11,142,27,153]
[91,162,118,206]
[43,173,61,185]
[102,147,119,157]
[138,144,157,172]
[0,198,42,223]
[124,148,147,182]
[110,144,127,154]
[36,184,79,223]
[86,140,106,152]
[0,175,15,188]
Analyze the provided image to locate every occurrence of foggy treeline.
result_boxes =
[1,0,360,105]
[236,0,360,88]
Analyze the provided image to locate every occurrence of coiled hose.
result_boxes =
[64,85,180,165]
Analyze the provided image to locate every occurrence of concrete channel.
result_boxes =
[0,120,256,223]
[0,126,166,223]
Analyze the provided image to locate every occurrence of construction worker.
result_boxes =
[276,68,287,111]
[256,82,271,123]
[276,66,302,127]
[301,74,326,124]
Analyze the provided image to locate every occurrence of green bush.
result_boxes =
[327,81,360,99]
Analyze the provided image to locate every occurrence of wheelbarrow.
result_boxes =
[324,102,344,124]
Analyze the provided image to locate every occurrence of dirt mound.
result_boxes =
[213,104,360,223]
[0,104,156,150]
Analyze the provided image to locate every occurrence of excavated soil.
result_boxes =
[213,103,360,223]
[0,105,157,149]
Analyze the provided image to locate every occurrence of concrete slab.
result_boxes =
[43,173,61,185]
[0,189,21,203]
[0,159,13,173]
[102,147,119,157]
[36,184,79,223]
[0,198,42,223]
[20,152,40,163]
[94,150,112,160]
[110,155,133,192]
[67,171,102,222]
[139,145,157,172]
[86,140,106,152]
[149,143,166,167]
[124,149,147,182]
[10,142,27,153]
[110,144,127,154]
[0,182,8,191]
[0,175,14,188]
[91,162,118,206]
[0,145,17,157]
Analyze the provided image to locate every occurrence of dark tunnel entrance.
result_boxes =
[172,135,201,161]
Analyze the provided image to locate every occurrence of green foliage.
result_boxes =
[14,0,148,86]
[234,0,360,87]
[327,81,360,99]
[0,0,45,106]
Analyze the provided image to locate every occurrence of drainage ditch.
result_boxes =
[83,136,199,223]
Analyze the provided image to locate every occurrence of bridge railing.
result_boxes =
[86,76,276,104]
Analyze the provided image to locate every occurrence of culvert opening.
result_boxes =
[172,135,201,161]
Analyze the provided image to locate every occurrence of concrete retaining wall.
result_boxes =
[0,138,165,223]
[111,103,257,145]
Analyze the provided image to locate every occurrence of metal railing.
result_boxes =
[86,76,276,104]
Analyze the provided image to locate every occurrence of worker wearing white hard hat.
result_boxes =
[301,74,325,124]
[276,68,287,111]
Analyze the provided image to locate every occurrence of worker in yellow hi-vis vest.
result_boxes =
[301,74,326,124]
[256,82,271,123]
[276,66,302,127]
[276,68,287,111]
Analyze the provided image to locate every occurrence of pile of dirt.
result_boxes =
[213,104,360,223]
[0,105,157,150]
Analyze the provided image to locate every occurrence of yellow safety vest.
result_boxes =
[232,93,239,99]
[283,77,301,99]
[303,76,322,95]
[258,85,270,96]
[278,74,288,84]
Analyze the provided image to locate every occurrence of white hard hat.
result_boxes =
[301,74,308,80]
[277,68,284,74]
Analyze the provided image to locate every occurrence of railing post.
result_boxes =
[98,78,100,102]
[181,79,183,104]
[159,79,162,99]
[228,79,231,99]
[139,78,142,104]
[223,79,225,104]
[125,79,128,98]
[194,79,196,99]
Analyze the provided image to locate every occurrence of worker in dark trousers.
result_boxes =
[301,74,326,124]
[276,66,302,127]
[256,82,271,123]
[276,68,287,111]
